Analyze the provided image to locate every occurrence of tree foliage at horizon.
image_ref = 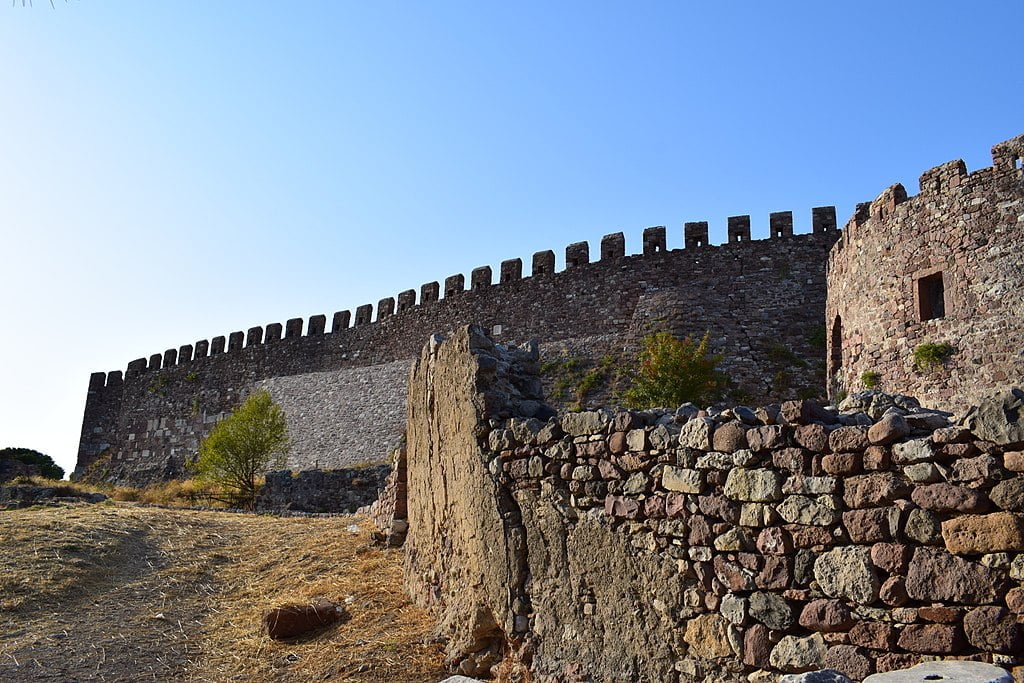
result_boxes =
[0,447,65,480]
[188,390,289,508]
[623,331,727,409]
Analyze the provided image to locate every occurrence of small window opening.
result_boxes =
[918,272,946,321]
[1015,156,1023,170]
[830,315,843,377]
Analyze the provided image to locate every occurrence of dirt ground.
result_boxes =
[0,502,444,682]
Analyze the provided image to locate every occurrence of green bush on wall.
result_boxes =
[861,371,881,389]
[913,343,954,373]
[623,331,727,409]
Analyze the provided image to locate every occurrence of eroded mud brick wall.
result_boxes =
[77,210,838,485]
[826,134,1024,410]
[404,327,1024,682]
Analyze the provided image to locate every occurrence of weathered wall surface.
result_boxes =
[77,213,838,485]
[826,134,1024,410]
[254,465,390,514]
[404,328,1024,682]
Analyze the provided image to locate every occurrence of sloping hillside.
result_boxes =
[0,503,444,681]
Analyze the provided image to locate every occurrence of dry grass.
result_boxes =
[6,475,231,507]
[0,503,444,682]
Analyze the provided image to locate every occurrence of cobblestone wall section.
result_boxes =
[254,465,390,514]
[77,214,838,485]
[404,327,1024,682]
[826,134,1024,411]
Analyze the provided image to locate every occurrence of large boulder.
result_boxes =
[961,387,1024,446]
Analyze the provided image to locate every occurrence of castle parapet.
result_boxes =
[195,340,210,358]
[163,348,177,368]
[378,298,395,320]
[397,290,416,313]
[812,206,837,233]
[285,318,303,339]
[684,221,708,249]
[642,226,665,254]
[532,250,555,276]
[228,332,244,352]
[992,133,1024,171]
[565,241,588,268]
[444,274,465,298]
[265,323,282,342]
[770,211,793,238]
[178,344,193,363]
[471,266,492,291]
[601,233,625,260]
[500,258,522,283]
[149,353,162,370]
[355,304,372,326]
[308,315,326,336]
[332,311,351,332]
[421,282,440,304]
[247,326,263,346]
[727,216,750,243]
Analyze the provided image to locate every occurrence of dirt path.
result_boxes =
[0,504,443,682]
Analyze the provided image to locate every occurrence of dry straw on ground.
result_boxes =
[0,502,444,682]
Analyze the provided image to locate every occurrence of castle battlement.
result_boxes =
[93,206,838,388]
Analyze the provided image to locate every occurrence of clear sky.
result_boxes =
[2,1,1022,478]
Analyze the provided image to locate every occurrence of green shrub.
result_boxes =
[913,343,954,373]
[0,447,64,480]
[623,331,727,409]
[188,390,289,509]
[860,371,881,389]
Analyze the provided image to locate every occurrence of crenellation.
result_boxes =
[397,289,416,313]
[499,258,522,283]
[307,314,326,336]
[421,282,440,304]
[355,304,373,326]
[227,332,244,353]
[444,274,465,298]
[265,323,282,342]
[246,326,263,347]
[285,318,303,339]
[532,250,555,276]
[727,215,751,242]
[106,370,122,387]
[812,205,837,233]
[178,344,193,363]
[194,340,209,358]
[377,298,395,320]
[991,133,1024,171]
[600,232,625,260]
[565,241,588,268]
[642,226,665,254]
[769,211,793,238]
[684,221,708,249]
[211,336,226,355]
[149,353,162,370]
[88,371,106,391]
[126,358,147,377]
[919,159,968,194]
[870,183,908,222]
[162,349,177,368]
[470,266,492,291]
[331,311,351,332]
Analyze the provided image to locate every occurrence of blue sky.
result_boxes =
[2,1,1022,478]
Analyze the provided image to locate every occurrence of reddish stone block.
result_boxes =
[897,623,966,654]
[784,524,834,548]
[918,606,961,624]
[756,526,793,555]
[773,447,812,474]
[713,554,755,592]
[1007,587,1024,614]
[665,492,687,519]
[822,453,862,476]
[747,424,788,452]
[755,556,792,590]
[644,494,666,519]
[697,494,740,524]
[824,644,874,681]
[743,623,772,667]
[879,576,909,607]
[963,606,1024,654]
[608,431,627,455]
[863,445,891,470]
[849,621,896,650]
[843,472,908,508]
[799,599,854,632]
[870,543,912,574]
[911,483,991,513]
[263,599,346,640]
[794,423,830,452]
[875,653,921,674]
[828,426,870,453]
[843,508,894,543]
[712,421,748,453]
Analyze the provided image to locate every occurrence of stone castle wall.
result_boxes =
[77,210,839,485]
[825,135,1024,410]
[403,326,1024,682]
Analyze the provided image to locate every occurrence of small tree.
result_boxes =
[189,390,289,508]
[623,331,726,409]
[0,448,65,480]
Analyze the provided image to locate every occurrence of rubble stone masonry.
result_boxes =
[826,135,1024,410]
[403,327,1024,682]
